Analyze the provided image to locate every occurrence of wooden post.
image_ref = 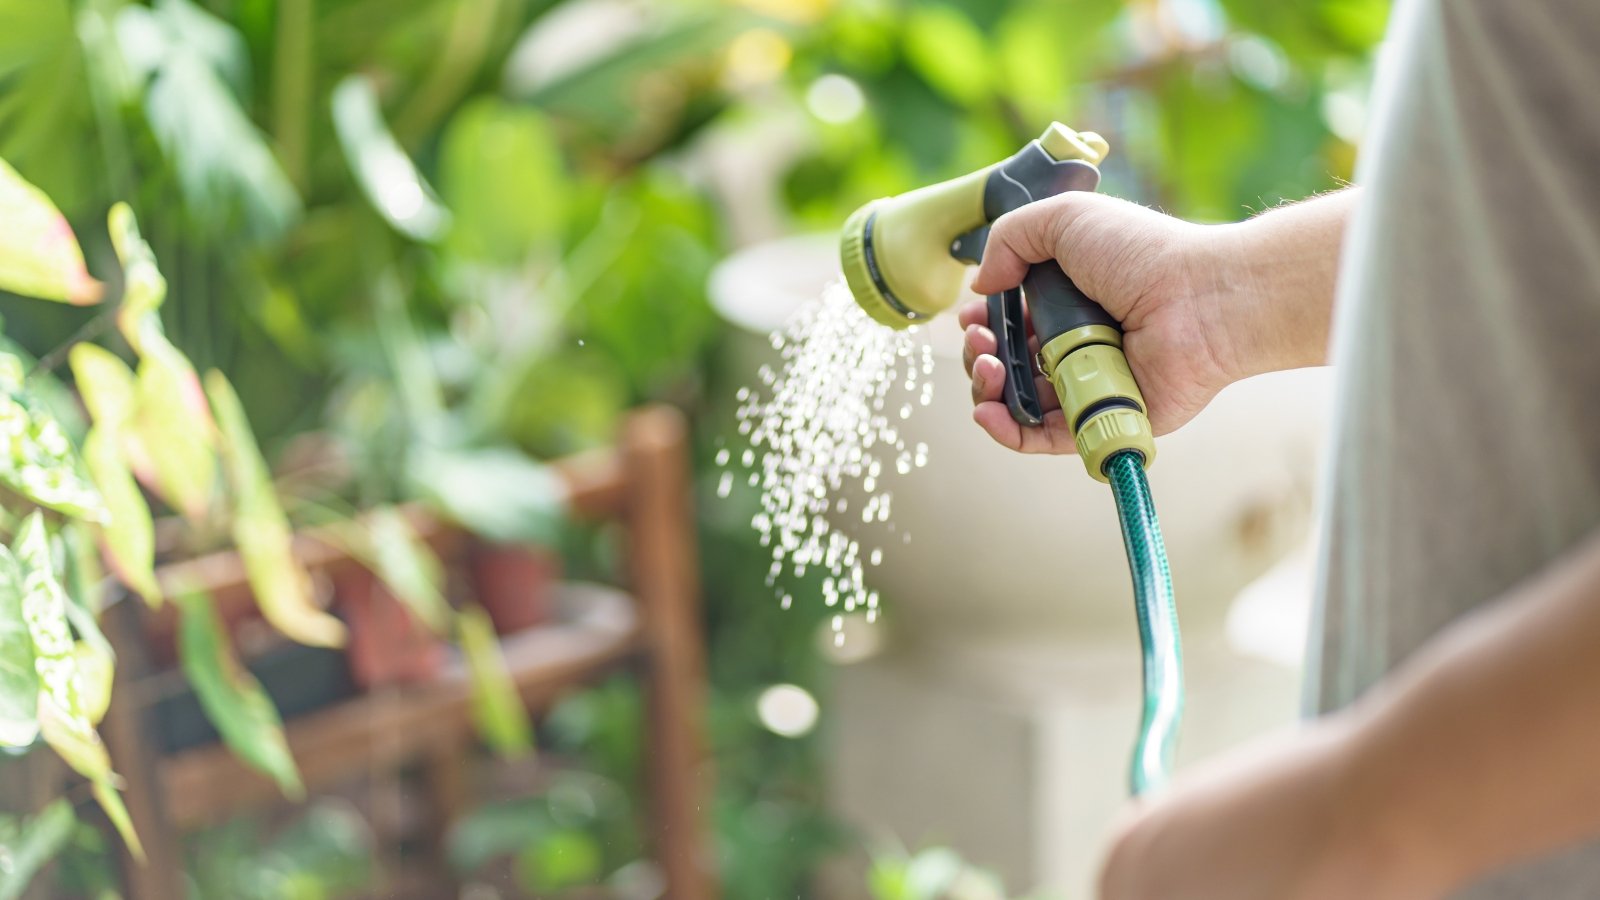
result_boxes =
[622,407,718,900]
[99,598,186,900]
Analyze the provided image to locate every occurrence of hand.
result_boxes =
[961,192,1237,454]
[1097,719,1450,900]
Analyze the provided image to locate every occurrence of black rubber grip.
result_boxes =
[1024,261,1118,348]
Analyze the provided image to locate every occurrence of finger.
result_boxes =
[963,324,996,376]
[973,403,1077,454]
[956,298,988,330]
[972,199,1079,294]
[971,353,1006,405]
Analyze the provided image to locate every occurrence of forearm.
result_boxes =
[1194,187,1361,379]
[1341,527,1600,893]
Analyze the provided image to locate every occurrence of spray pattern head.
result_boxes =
[836,123,1154,481]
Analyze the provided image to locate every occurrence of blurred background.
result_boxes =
[0,0,1387,897]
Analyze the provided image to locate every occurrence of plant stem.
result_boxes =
[272,0,315,190]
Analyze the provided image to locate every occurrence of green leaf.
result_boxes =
[459,605,532,758]
[205,370,346,648]
[0,1,98,212]
[117,0,300,240]
[439,98,568,264]
[175,591,303,798]
[407,445,564,546]
[0,156,102,304]
[331,75,450,242]
[0,546,39,748]
[902,6,992,107]
[0,799,75,900]
[514,827,602,892]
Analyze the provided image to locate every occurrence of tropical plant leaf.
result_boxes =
[68,343,137,431]
[70,344,160,605]
[205,370,345,647]
[131,345,217,520]
[0,354,108,522]
[0,156,101,304]
[459,605,532,758]
[0,546,39,748]
[0,799,75,900]
[331,75,450,242]
[175,591,303,798]
[117,0,300,240]
[13,513,142,861]
[106,204,219,519]
[106,202,167,354]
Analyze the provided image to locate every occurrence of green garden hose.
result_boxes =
[1105,449,1184,795]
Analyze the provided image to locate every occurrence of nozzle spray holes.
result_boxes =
[718,282,935,630]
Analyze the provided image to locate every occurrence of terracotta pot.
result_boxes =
[336,565,446,689]
[468,542,560,636]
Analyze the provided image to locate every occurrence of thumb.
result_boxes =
[970,195,1083,294]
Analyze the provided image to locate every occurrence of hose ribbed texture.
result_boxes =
[1105,450,1183,796]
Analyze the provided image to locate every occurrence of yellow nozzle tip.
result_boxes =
[1039,123,1111,166]
[839,200,918,330]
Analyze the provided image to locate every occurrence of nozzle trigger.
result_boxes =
[987,288,1043,427]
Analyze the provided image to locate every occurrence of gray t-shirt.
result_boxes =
[1307,0,1600,894]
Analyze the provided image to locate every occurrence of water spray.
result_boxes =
[838,123,1182,796]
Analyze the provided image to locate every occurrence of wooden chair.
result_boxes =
[98,405,720,899]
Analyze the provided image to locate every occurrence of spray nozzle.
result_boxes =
[837,123,1155,480]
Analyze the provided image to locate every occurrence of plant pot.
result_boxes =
[337,564,446,689]
[468,542,560,636]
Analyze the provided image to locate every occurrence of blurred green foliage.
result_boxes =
[0,0,1387,894]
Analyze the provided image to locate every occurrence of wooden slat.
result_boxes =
[624,408,719,900]
[158,585,641,828]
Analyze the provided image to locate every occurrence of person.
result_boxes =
[959,0,1600,897]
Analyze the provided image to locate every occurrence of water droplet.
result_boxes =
[869,548,883,566]
[715,448,731,466]
[717,472,734,498]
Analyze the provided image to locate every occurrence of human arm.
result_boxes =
[961,187,1360,453]
[1098,527,1600,899]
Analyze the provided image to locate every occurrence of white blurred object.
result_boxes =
[757,684,821,738]
[1226,531,1317,669]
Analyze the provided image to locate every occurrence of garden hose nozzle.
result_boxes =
[838,124,1183,796]
[838,123,1155,482]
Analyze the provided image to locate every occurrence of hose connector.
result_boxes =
[1038,325,1156,481]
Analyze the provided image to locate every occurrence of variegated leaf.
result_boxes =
[0,545,38,748]
[13,514,142,860]
[0,357,108,521]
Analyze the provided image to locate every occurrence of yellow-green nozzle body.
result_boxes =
[837,123,1154,481]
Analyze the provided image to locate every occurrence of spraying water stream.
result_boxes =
[718,282,934,642]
